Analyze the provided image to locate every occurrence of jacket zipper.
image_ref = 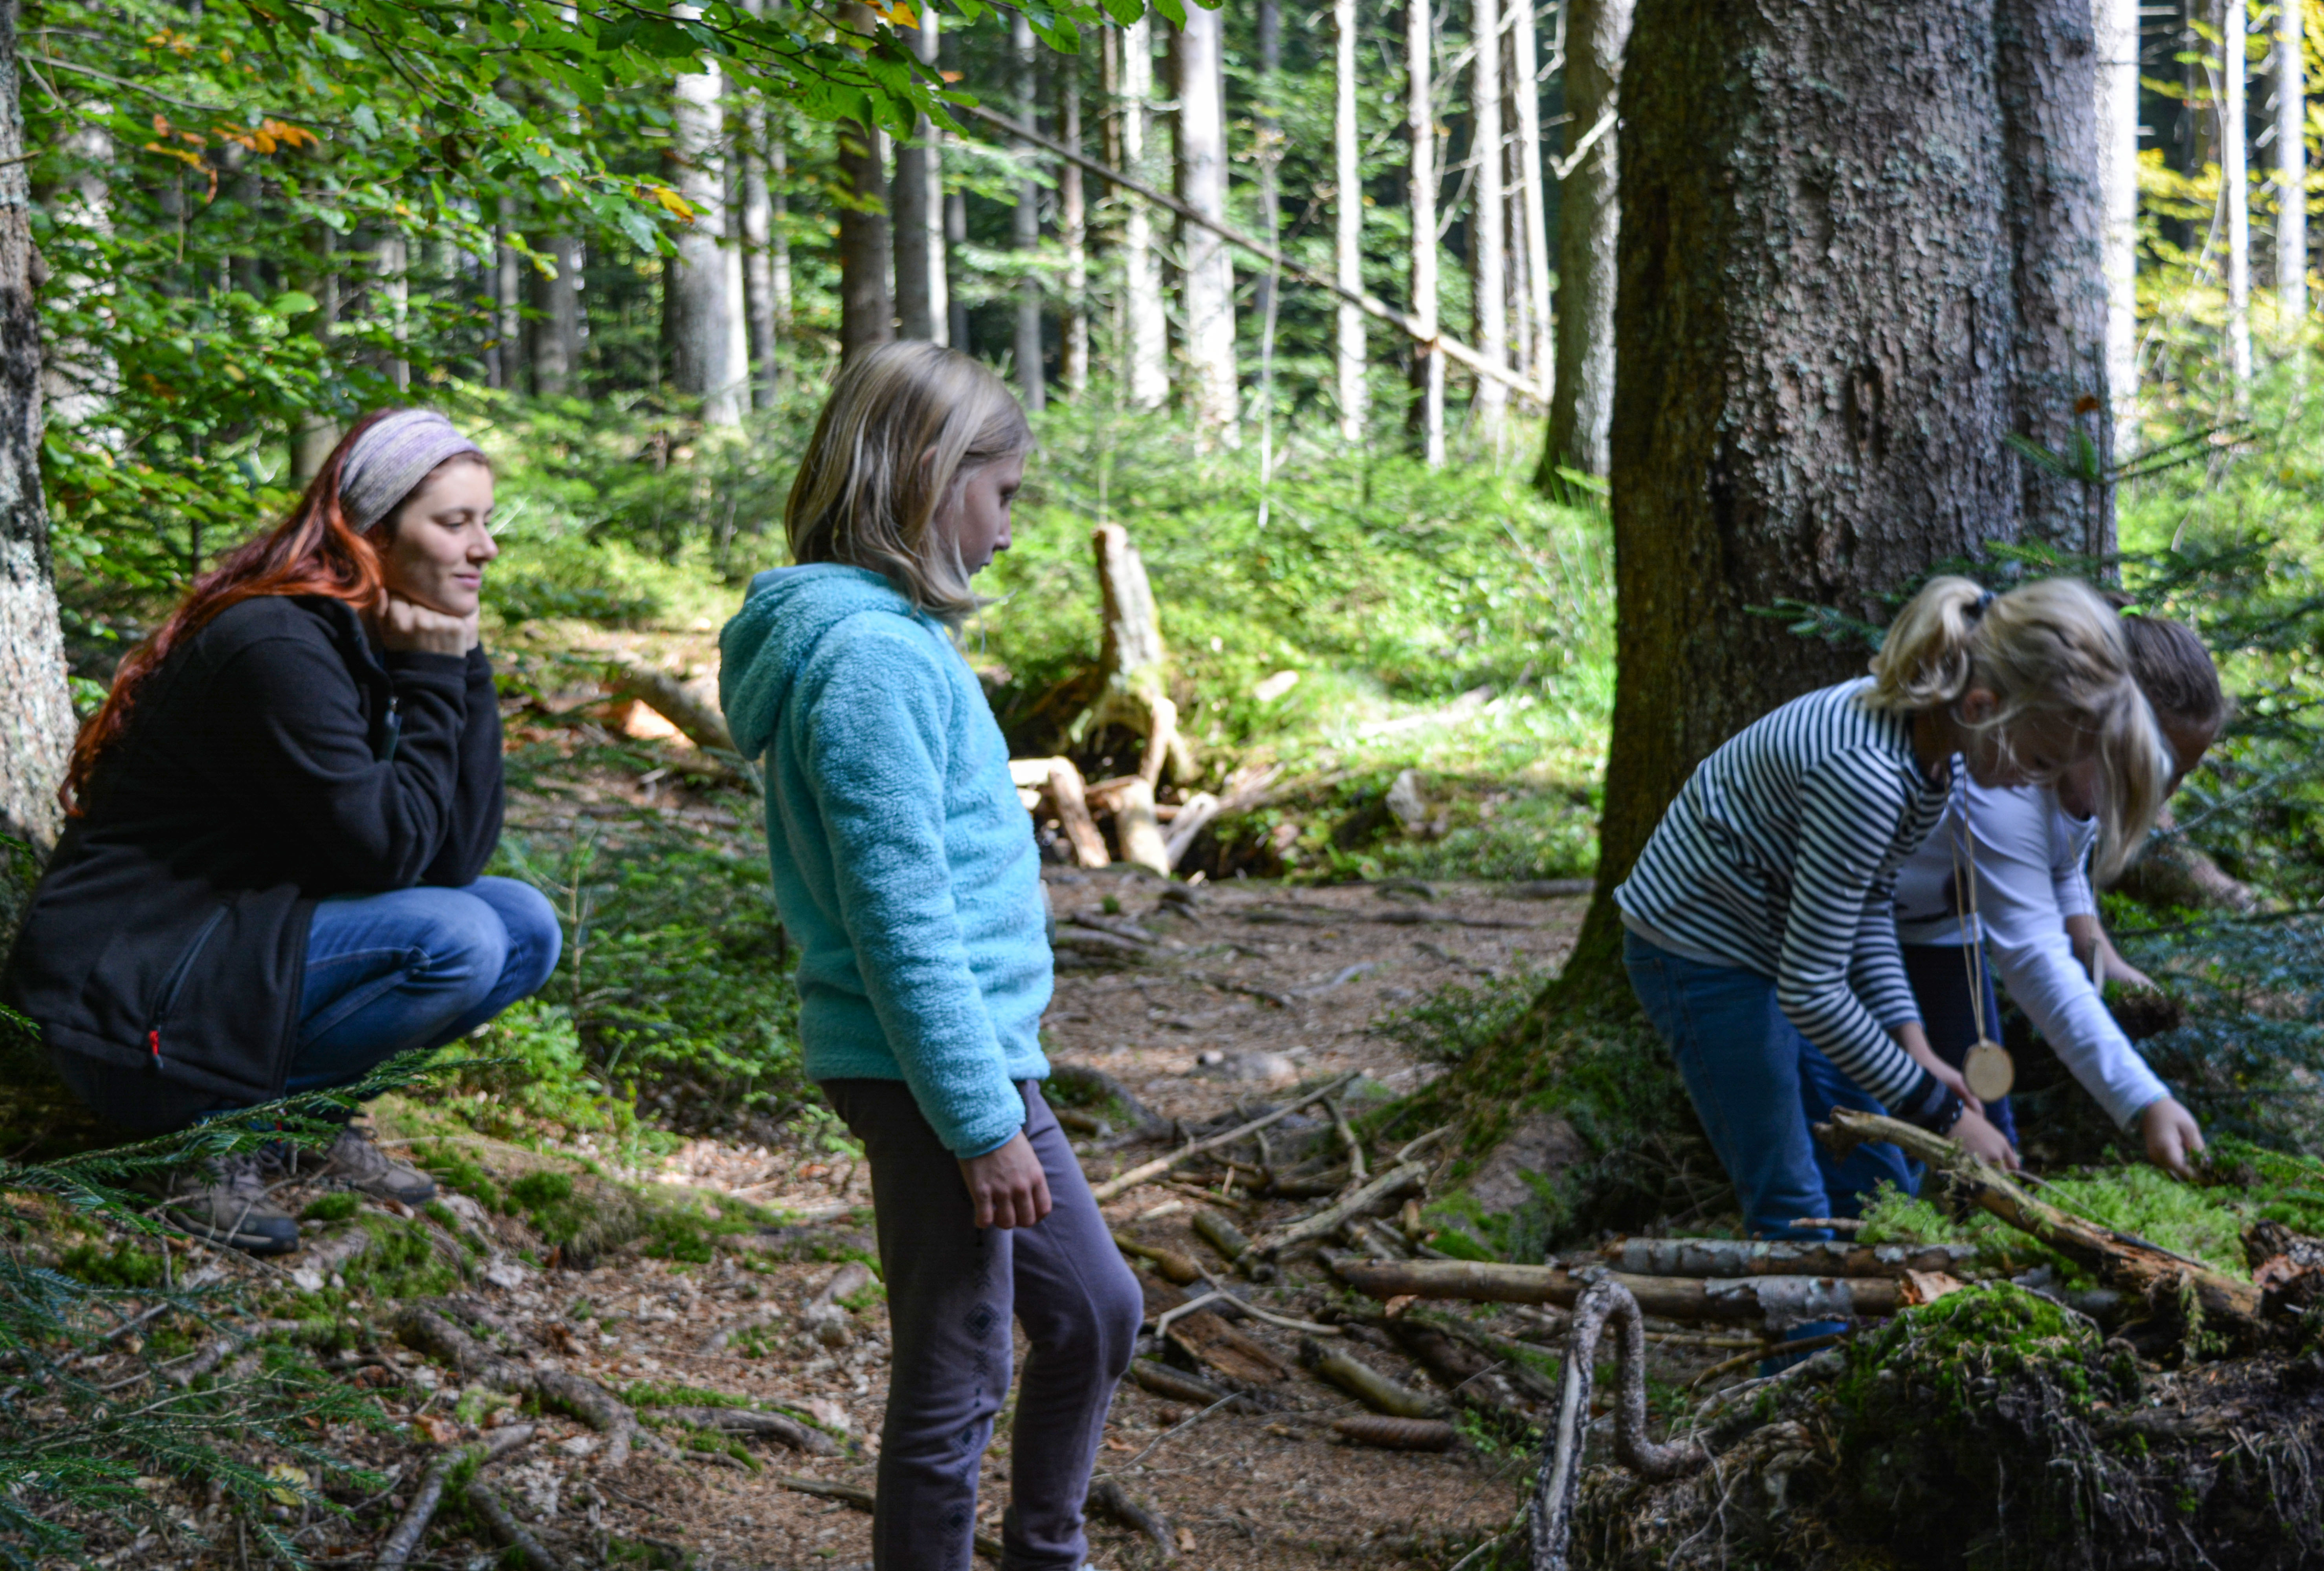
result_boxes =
[146,903,229,1070]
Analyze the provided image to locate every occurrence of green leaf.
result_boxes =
[268,290,319,317]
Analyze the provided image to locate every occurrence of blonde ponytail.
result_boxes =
[1866,575,2171,881]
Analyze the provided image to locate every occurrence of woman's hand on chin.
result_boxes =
[378,591,479,656]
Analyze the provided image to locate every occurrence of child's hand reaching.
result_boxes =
[960,1131,1052,1229]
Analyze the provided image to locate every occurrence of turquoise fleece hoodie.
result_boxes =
[719,565,1051,1157]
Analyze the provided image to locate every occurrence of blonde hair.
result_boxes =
[1866,575,2171,879]
[784,342,1034,623]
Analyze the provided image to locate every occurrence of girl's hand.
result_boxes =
[959,1131,1052,1229]
[1893,1021,1985,1116]
[2139,1097,2205,1179]
[1947,1105,2020,1170]
[378,591,478,656]
[2099,940,2159,994]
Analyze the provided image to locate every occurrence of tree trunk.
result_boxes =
[1407,0,1444,466]
[1557,0,2044,979]
[0,0,74,877]
[2095,0,2141,451]
[1253,0,1283,334]
[1120,16,1169,408]
[1472,0,1509,445]
[1010,13,1047,412]
[290,221,340,483]
[668,42,741,423]
[1996,0,2112,557]
[836,118,894,366]
[2280,0,2307,328]
[2226,0,2253,390]
[1334,0,1368,439]
[532,234,581,399]
[1061,51,1089,394]
[1538,0,1630,484]
[739,109,778,400]
[492,197,521,393]
[378,231,410,392]
[1511,0,1554,401]
[893,9,946,345]
[1176,7,1239,440]
[770,130,794,345]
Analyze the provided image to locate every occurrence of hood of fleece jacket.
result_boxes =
[719,564,924,759]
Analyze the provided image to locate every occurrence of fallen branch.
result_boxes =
[1333,1260,1903,1326]
[656,1405,840,1456]
[603,651,735,754]
[398,1306,645,1465]
[1529,1280,1710,1571]
[1114,1233,1204,1285]
[1600,1237,1981,1280]
[1816,1108,2266,1338]
[774,1474,1004,1561]
[1333,1414,1460,1452]
[1128,1357,1262,1415]
[1191,1210,1255,1267]
[1090,1072,1360,1202]
[466,1478,561,1571]
[803,1262,874,1348]
[1087,1478,1177,1559]
[1299,1338,1435,1418]
[1327,1093,1369,1184]
[372,1423,537,1571]
[1250,1163,1428,1258]
[1014,757,1111,869]
[1685,1328,1853,1389]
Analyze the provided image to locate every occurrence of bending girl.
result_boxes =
[8,410,561,1253]
[720,342,1140,1571]
[1617,577,2172,1242]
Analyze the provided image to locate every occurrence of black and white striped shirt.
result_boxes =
[1616,678,1954,1113]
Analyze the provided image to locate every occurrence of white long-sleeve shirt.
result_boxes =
[1892,780,2170,1129]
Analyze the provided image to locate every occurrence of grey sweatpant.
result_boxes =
[822,1078,1144,1571]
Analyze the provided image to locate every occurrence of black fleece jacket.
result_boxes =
[6,595,503,1117]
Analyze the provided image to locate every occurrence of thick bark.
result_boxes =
[2095,0,2141,450]
[2280,0,2307,325]
[1472,0,1509,442]
[2226,0,2253,388]
[1539,0,1630,483]
[1011,13,1047,412]
[0,0,71,871]
[893,11,944,343]
[1996,0,2112,557]
[1176,7,1238,439]
[1511,0,1554,398]
[1334,0,1367,439]
[1407,0,1444,465]
[1061,53,1088,394]
[836,117,894,366]
[1120,18,1168,408]
[43,110,113,433]
[668,44,741,423]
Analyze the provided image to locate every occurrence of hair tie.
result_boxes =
[1971,590,1996,617]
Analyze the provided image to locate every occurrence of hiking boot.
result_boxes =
[159,1154,301,1256]
[319,1124,436,1206]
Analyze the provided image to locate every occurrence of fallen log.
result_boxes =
[1600,1237,1981,1280]
[1249,1162,1428,1258]
[1090,1072,1359,1202]
[1136,1272,1292,1387]
[1191,1210,1256,1267]
[1163,791,1222,870]
[1333,1260,1903,1327]
[372,1423,537,1571]
[1129,1357,1263,1414]
[1299,1337,1437,1418]
[1014,757,1112,869]
[1114,1232,1204,1286]
[603,651,735,754]
[1816,1108,2266,1341]
[1333,1414,1461,1452]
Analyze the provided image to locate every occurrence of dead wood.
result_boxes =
[1114,1232,1205,1285]
[1332,1259,1904,1326]
[656,1404,839,1456]
[803,1262,874,1347]
[602,651,735,755]
[1054,926,1153,959]
[1816,1108,2267,1341]
[1087,1478,1177,1557]
[1327,1093,1369,1183]
[372,1423,537,1571]
[1072,524,1196,787]
[1128,1357,1262,1414]
[1045,1062,1162,1129]
[1299,1337,1437,1417]
[1089,1071,1359,1201]
[1111,778,1171,874]
[1191,1210,1255,1267]
[1014,757,1111,868]
[465,1478,561,1571]
[1136,1271,1292,1387]
[1249,1162,1428,1258]
[774,1474,1005,1560]
[1332,1414,1461,1451]
[1599,1236,1981,1280]
[1163,791,1222,869]
[398,1305,644,1465]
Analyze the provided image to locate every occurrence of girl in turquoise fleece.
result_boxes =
[720,342,1140,1571]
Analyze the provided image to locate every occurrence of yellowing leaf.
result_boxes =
[264,1465,308,1508]
[869,0,918,26]
[648,185,697,223]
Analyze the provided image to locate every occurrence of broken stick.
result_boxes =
[1332,1259,1904,1326]
[1600,1237,1981,1280]
[1249,1162,1427,1258]
[1299,1338,1436,1419]
[1089,1072,1359,1202]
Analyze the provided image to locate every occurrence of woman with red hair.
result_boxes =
[6,409,559,1254]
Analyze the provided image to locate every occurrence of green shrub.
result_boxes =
[300,1193,359,1223]
[55,1240,163,1290]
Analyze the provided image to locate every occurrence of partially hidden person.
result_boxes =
[1893,611,2224,1176]
[719,341,1141,1571]
[6,409,560,1253]
[1616,576,2174,1250]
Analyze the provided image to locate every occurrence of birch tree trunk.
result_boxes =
[491,198,521,392]
[770,131,794,345]
[1512,0,1554,400]
[2226,0,2253,390]
[893,10,944,343]
[1253,0,1282,334]
[1177,6,1239,440]
[1471,0,1509,445]
[2095,0,2142,451]
[1407,0,1445,467]
[532,234,581,399]
[739,102,779,400]
[668,44,741,424]
[0,0,74,872]
[1011,13,1047,412]
[1120,17,1169,408]
[2280,0,2307,329]
[1061,51,1089,394]
[1334,0,1368,439]
[1538,0,1630,485]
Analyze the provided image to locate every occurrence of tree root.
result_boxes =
[465,1476,561,1571]
[398,1304,648,1466]
[372,1423,536,1571]
[1087,1478,1177,1557]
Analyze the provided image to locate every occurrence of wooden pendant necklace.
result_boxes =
[1949,791,2016,1102]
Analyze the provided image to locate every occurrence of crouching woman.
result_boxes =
[6,409,560,1253]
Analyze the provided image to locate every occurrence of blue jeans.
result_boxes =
[1622,929,1919,1240]
[286,877,562,1094]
